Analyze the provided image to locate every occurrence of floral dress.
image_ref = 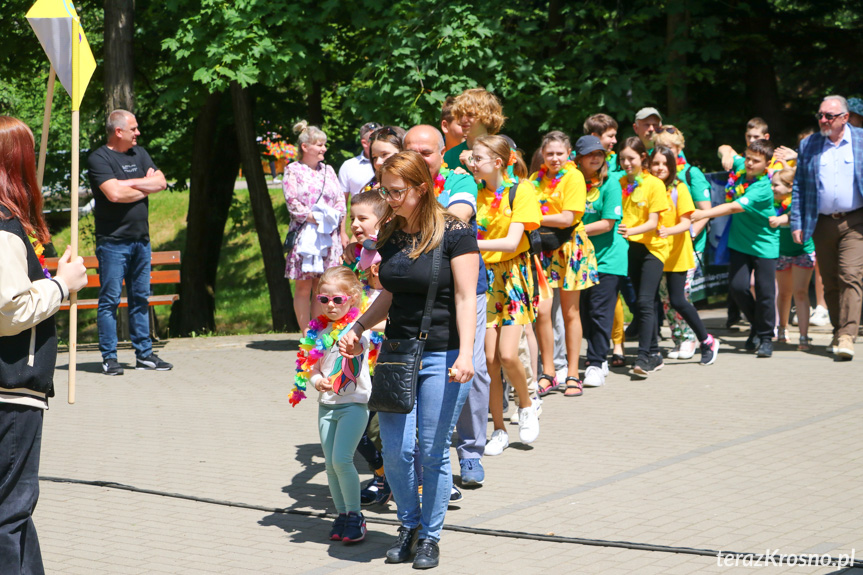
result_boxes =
[283,161,345,280]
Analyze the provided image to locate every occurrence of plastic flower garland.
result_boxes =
[533,163,569,215]
[622,171,645,200]
[433,163,451,198]
[676,153,686,173]
[290,307,360,407]
[28,232,51,279]
[774,196,792,217]
[724,169,767,203]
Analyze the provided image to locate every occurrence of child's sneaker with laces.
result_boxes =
[341,512,366,543]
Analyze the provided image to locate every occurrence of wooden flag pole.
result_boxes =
[68,108,79,404]
[36,66,56,190]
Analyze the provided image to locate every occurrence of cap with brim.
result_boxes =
[634,107,662,122]
[848,98,863,117]
[574,135,605,157]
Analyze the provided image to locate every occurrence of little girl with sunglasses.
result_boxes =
[291,266,372,544]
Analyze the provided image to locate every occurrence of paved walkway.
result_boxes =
[35,315,863,574]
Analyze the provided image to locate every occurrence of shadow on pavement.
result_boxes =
[247,339,300,352]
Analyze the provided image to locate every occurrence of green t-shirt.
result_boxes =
[443,141,469,172]
[680,164,711,253]
[727,169,779,259]
[778,227,814,257]
[582,176,628,276]
[606,152,626,183]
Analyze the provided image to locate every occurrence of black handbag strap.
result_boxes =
[418,244,443,340]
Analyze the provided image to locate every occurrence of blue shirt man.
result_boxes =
[790,95,863,359]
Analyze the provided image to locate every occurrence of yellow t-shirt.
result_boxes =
[477,179,542,264]
[660,181,696,272]
[529,161,586,233]
[619,171,670,262]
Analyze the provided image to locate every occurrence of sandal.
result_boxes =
[536,373,558,397]
[611,354,626,368]
[798,336,812,351]
[563,377,583,397]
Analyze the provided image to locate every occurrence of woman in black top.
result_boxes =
[340,151,478,569]
[0,116,87,574]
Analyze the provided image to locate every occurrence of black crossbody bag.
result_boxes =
[368,244,442,414]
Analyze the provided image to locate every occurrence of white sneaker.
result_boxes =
[583,365,605,388]
[810,305,830,327]
[601,361,609,377]
[666,344,680,359]
[485,429,509,456]
[531,395,543,417]
[555,366,568,384]
[678,340,697,360]
[518,404,540,444]
[509,407,519,424]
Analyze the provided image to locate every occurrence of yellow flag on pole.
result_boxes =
[26,0,96,111]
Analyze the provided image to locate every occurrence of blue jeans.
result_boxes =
[318,402,369,514]
[378,349,470,542]
[0,405,44,575]
[96,240,152,360]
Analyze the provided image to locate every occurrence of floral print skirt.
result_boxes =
[539,229,599,291]
[485,251,537,328]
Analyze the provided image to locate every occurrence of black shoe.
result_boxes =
[648,352,665,373]
[756,339,773,358]
[632,357,650,378]
[329,513,347,541]
[412,539,440,570]
[449,485,463,503]
[341,512,366,543]
[136,353,173,371]
[744,331,760,352]
[101,358,124,376]
[386,525,419,563]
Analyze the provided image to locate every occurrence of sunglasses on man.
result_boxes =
[815,112,847,121]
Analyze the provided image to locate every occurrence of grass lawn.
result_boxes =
[50,184,292,342]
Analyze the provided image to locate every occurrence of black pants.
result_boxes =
[728,248,776,339]
[628,242,664,360]
[665,271,709,342]
[581,273,622,366]
[0,405,44,575]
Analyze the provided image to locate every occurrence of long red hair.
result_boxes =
[0,116,50,243]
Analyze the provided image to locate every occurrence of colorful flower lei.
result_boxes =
[476,175,516,240]
[622,171,645,200]
[724,169,767,203]
[676,153,686,173]
[433,163,451,198]
[774,195,792,217]
[585,174,601,204]
[28,232,51,279]
[606,151,617,171]
[533,164,569,215]
[290,307,360,407]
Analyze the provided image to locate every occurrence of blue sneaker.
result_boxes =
[460,458,485,486]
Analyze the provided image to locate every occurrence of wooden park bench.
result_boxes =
[45,250,181,338]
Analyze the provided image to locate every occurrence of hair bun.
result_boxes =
[293,120,309,135]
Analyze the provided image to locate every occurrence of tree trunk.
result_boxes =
[170,91,239,336]
[742,0,786,142]
[230,82,298,332]
[103,0,135,114]
[665,2,689,118]
[308,79,324,127]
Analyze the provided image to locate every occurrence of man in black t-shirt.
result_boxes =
[87,110,172,375]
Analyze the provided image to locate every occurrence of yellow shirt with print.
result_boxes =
[529,161,586,234]
[660,181,696,272]
[477,180,542,264]
[619,171,670,262]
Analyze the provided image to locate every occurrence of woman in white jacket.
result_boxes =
[0,116,87,574]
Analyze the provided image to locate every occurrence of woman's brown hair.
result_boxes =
[376,151,449,259]
[0,116,50,243]
[649,146,679,189]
